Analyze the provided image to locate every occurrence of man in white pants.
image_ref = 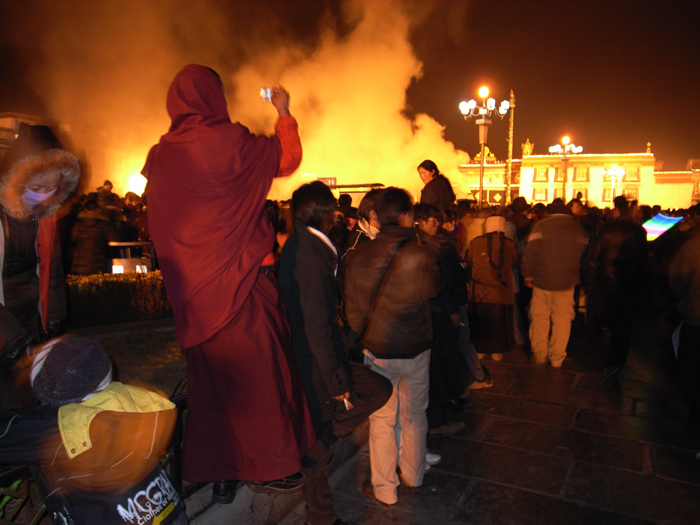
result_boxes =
[521,199,588,368]
[345,187,444,506]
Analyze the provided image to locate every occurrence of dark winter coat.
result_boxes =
[338,222,373,301]
[278,221,350,431]
[415,228,460,316]
[435,231,469,308]
[671,234,700,326]
[70,209,116,275]
[420,175,455,211]
[587,217,650,295]
[344,225,444,359]
[521,213,589,291]
[0,123,79,356]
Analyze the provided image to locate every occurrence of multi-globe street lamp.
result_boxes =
[603,164,626,207]
[459,87,510,208]
[549,136,582,202]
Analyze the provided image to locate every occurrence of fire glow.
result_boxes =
[105,1,471,202]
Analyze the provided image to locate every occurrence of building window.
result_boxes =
[602,188,614,204]
[554,167,563,182]
[574,167,589,182]
[554,187,564,200]
[625,167,640,181]
[533,187,548,202]
[534,168,549,182]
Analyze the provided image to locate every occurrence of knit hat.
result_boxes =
[30,337,113,408]
[485,215,506,233]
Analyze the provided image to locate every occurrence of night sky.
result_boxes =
[1,0,698,172]
[405,0,700,170]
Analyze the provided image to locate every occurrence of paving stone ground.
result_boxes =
[8,294,699,524]
[275,302,700,525]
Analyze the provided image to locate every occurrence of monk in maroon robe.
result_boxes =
[142,64,314,501]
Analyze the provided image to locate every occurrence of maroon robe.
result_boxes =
[142,64,313,481]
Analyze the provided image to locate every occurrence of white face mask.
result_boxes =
[24,187,58,207]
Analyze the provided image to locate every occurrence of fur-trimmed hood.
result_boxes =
[0,123,80,220]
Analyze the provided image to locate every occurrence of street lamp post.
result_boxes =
[603,164,625,207]
[548,136,582,202]
[459,87,510,208]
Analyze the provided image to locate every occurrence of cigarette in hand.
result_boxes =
[343,398,354,410]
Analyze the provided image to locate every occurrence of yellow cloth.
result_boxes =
[57,382,175,459]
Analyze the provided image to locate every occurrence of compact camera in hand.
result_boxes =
[260,87,273,102]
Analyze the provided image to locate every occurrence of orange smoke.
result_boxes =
[228,1,471,202]
[7,0,471,202]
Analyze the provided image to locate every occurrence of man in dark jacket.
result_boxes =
[345,187,444,506]
[70,200,117,274]
[278,181,391,525]
[588,211,650,381]
[670,233,700,440]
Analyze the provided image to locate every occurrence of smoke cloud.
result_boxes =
[1,0,471,200]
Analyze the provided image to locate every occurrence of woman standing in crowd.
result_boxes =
[418,159,456,212]
[0,123,80,409]
[467,214,518,361]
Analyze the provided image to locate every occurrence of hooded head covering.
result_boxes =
[141,65,286,348]
[0,123,80,220]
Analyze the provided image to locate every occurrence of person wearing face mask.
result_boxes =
[0,123,80,409]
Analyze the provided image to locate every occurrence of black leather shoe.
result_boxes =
[212,480,237,504]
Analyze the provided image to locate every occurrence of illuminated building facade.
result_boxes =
[459,146,700,210]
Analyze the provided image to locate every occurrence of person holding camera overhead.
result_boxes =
[142,64,314,504]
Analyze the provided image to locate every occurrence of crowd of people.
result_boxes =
[259,158,700,512]
[1,63,699,525]
[60,180,150,275]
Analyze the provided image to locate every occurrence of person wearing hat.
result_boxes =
[467,215,519,361]
[0,337,187,524]
[0,123,80,409]
[521,199,589,367]
[509,196,532,241]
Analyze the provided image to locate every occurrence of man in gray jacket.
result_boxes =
[521,199,588,367]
